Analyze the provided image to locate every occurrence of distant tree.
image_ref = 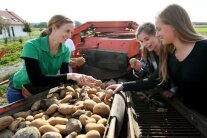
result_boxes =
[23,22,32,36]
[74,20,82,27]
[38,22,47,28]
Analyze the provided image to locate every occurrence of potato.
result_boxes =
[66,86,75,93]
[13,111,31,118]
[66,118,82,134]
[13,126,41,138]
[0,129,14,138]
[31,100,41,111]
[129,58,138,65]
[60,89,66,99]
[42,132,62,138]
[86,130,101,138]
[94,86,101,92]
[104,89,113,101]
[45,104,59,115]
[40,99,59,109]
[9,118,24,132]
[26,115,34,122]
[17,121,28,131]
[87,88,97,94]
[41,114,50,120]
[71,109,87,119]
[55,124,67,135]
[25,121,31,125]
[91,114,102,122]
[34,112,45,119]
[51,112,63,117]
[0,116,14,131]
[79,114,96,126]
[51,93,60,99]
[76,134,86,138]
[47,117,68,126]
[92,96,101,103]
[58,104,76,115]
[65,131,78,138]
[93,102,110,116]
[95,80,102,86]
[97,118,108,126]
[39,124,59,134]
[60,95,72,103]
[83,99,96,111]
[88,94,96,99]
[75,101,84,108]
[85,123,105,135]
[29,118,49,128]
[96,92,105,101]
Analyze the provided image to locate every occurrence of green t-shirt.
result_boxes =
[12,35,70,89]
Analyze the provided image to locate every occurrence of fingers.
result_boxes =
[77,75,97,87]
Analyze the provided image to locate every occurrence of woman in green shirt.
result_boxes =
[6,15,97,103]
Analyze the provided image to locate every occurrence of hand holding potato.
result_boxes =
[76,57,86,66]
[129,58,142,72]
[106,84,123,94]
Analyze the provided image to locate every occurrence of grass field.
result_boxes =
[195,27,207,35]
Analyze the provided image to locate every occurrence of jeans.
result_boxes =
[6,86,24,103]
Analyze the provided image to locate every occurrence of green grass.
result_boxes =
[0,84,8,105]
[194,27,207,36]
[0,28,41,68]
[0,42,23,68]
[194,25,207,36]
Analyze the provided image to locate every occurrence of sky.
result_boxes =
[0,0,207,24]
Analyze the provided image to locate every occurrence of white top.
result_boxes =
[65,38,75,54]
[65,39,75,73]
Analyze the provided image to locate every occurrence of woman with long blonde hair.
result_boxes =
[156,4,206,117]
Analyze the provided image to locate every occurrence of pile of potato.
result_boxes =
[0,80,116,138]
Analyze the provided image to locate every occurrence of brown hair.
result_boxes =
[136,22,156,62]
[157,4,204,83]
[40,15,73,37]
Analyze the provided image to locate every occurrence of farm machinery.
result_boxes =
[1,21,207,138]
[71,21,140,80]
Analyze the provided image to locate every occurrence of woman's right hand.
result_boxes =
[106,84,124,94]
[129,58,142,72]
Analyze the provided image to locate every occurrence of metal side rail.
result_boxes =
[104,92,126,138]
[0,90,48,117]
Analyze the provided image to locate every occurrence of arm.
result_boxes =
[123,70,159,91]
[24,57,74,86]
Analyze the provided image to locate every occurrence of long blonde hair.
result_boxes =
[136,22,156,62]
[158,4,204,84]
[40,15,73,37]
